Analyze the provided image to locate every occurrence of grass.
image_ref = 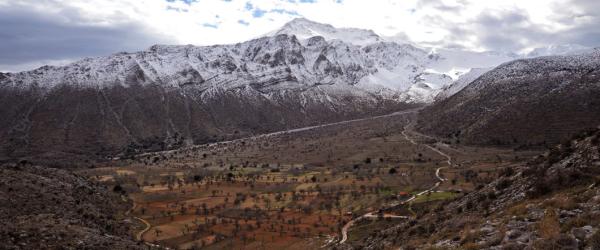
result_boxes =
[507,203,528,219]
[378,188,397,197]
[407,203,417,217]
[412,191,457,204]
[347,220,397,243]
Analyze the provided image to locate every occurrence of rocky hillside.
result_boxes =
[417,49,600,147]
[0,164,141,249]
[0,31,429,166]
[359,127,600,249]
[2,18,479,166]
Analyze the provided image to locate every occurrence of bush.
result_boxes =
[388,168,397,175]
[112,184,124,194]
[498,167,515,177]
[495,179,512,190]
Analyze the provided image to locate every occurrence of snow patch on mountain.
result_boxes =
[435,67,491,101]
[268,18,383,46]
[426,48,518,79]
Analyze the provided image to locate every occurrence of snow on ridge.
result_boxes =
[427,46,598,101]
[268,18,384,46]
[434,67,492,101]
[455,49,600,98]
[2,18,595,105]
[525,44,591,58]
[2,30,451,103]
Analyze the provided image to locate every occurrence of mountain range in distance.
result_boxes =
[0,17,597,166]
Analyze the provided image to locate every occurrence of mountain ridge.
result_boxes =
[418,49,600,146]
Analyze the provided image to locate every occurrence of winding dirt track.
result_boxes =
[338,124,453,245]
[126,200,164,249]
[134,215,152,242]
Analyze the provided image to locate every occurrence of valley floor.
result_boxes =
[78,111,540,249]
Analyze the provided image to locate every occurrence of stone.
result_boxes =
[506,229,522,240]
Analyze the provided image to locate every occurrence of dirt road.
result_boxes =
[339,124,453,244]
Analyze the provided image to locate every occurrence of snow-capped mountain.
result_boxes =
[3,19,440,163]
[7,18,579,105]
[430,45,593,101]
[0,18,471,104]
[267,18,384,46]
[263,18,523,102]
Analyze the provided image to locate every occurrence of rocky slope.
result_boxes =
[358,127,600,249]
[417,49,600,146]
[0,32,428,166]
[0,19,464,166]
[0,163,141,249]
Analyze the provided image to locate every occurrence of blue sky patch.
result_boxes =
[238,19,250,26]
[252,8,266,18]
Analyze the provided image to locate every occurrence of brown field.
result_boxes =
[79,113,540,249]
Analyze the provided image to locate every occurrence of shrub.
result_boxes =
[538,209,560,240]
[112,184,124,193]
[498,167,515,177]
[495,179,512,190]
[388,168,397,175]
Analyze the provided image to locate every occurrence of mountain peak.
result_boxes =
[284,17,329,27]
[268,18,383,46]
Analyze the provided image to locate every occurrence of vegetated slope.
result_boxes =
[417,49,600,147]
[359,127,600,249]
[0,164,141,249]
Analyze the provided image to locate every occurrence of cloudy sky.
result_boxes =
[0,0,598,72]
